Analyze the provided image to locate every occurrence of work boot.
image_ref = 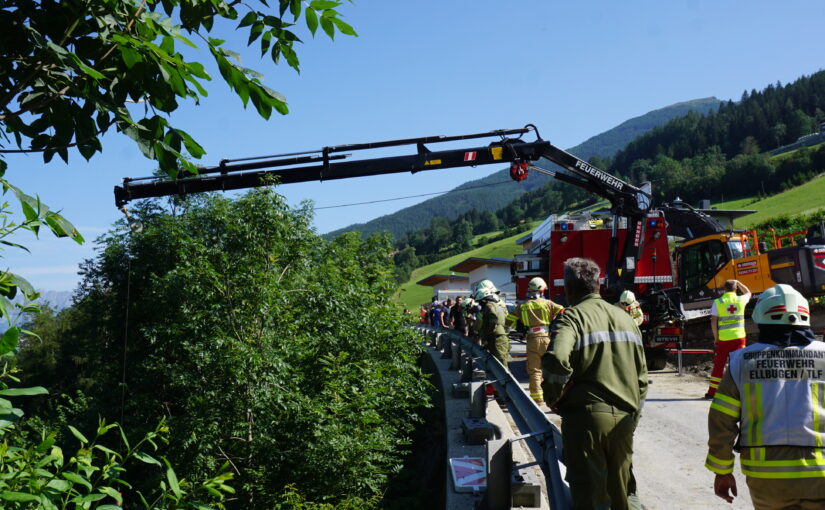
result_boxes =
[533,399,545,407]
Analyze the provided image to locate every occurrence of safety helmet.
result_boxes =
[620,290,636,305]
[752,284,810,327]
[473,279,497,294]
[527,277,548,292]
[474,288,492,301]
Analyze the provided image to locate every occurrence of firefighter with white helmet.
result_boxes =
[506,276,563,405]
[706,284,825,508]
[617,289,644,326]
[473,280,510,365]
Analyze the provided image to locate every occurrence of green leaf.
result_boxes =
[8,272,35,297]
[310,1,341,9]
[68,425,89,444]
[119,46,143,68]
[165,459,182,499]
[0,327,19,356]
[290,0,301,18]
[331,17,357,36]
[70,54,105,80]
[238,11,257,28]
[319,15,334,39]
[175,129,205,159]
[62,471,93,491]
[45,479,71,492]
[99,486,122,505]
[305,8,318,35]
[1,491,39,502]
[133,451,162,466]
[0,386,48,396]
[247,22,264,46]
[74,493,107,503]
[261,30,272,56]
[96,505,122,510]
[44,212,84,244]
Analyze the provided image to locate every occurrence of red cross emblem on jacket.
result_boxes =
[727,304,738,314]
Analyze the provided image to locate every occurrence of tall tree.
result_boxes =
[0,0,355,177]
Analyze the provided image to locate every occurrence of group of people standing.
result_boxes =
[456,259,648,510]
[421,261,825,509]
[419,295,475,337]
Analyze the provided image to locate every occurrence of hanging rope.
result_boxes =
[119,254,132,430]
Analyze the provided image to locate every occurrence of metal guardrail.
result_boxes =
[412,325,571,510]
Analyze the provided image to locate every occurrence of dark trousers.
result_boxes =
[561,403,639,510]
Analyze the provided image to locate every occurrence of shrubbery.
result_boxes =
[18,189,430,508]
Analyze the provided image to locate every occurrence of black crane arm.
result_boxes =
[113,126,652,219]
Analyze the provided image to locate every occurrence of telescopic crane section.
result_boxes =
[113,126,652,220]
[114,126,654,292]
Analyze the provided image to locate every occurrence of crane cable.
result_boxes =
[313,179,518,210]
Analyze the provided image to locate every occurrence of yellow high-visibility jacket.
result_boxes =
[706,340,825,479]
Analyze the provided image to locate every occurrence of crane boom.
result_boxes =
[113,125,651,216]
[113,125,653,292]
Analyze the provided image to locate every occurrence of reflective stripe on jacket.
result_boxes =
[505,298,563,334]
[706,340,825,478]
[715,292,747,341]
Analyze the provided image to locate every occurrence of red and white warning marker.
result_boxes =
[463,151,477,162]
[449,457,487,492]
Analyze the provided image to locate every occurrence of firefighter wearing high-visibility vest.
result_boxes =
[473,280,510,365]
[506,277,563,406]
[706,279,751,399]
[706,284,825,509]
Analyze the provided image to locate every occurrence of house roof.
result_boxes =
[515,233,533,245]
[449,257,512,273]
[416,274,470,287]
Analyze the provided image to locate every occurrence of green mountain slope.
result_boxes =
[714,173,825,228]
[327,98,721,239]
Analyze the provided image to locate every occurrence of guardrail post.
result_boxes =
[461,355,474,383]
[486,438,512,510]
[451,342,461,370]
[469,381,487,418]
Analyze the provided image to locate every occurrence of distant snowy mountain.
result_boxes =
[37,290,73,311]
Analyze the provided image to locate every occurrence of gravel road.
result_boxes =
[633,367,752,510]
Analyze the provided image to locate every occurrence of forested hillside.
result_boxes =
[326,98,721,240]
[611,72,825,171]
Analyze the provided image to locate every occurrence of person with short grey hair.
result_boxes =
[542,257,647,510]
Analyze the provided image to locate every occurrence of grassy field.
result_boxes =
[396,228,531,310]
[713,174,825,228]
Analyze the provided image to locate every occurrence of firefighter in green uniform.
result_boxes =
[506,277,563,406]
[542,258,647,510]
[473,280,510,365]
[706,284,825,509]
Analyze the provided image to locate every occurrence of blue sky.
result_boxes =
[4,0,825,291]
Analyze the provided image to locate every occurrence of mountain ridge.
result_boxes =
[324,97,721,239]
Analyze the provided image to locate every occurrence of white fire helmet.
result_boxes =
[752,284,810,327]
[620,290,636,305]
[473,279,497,294]
[528,277,548,292]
